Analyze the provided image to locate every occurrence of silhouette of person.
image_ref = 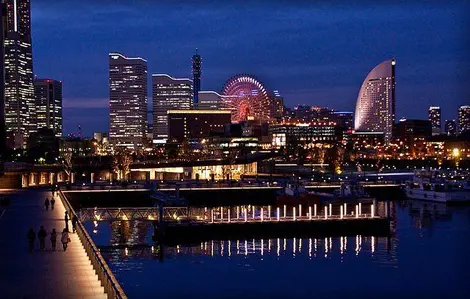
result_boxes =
[50,228,57,251]
[38,226,47,251]
[44,198,50,210]
[64,211,69,232]
[50,197,56,210]
[72,215,78,233]
[61,228,70,251]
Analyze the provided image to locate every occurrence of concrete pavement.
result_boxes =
[0,189,107,299]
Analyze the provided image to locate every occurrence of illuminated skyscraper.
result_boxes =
[445,119,457,136]
[458,105,470,134]
[152,74,192,139]
[192,49,201,104]
[272,90,284,121]
[4,0,35,148]
[109,53,148,148]
[0,2,6,155]
[428,106,441,135]
[354,59,396,141]
[34,79,62,137]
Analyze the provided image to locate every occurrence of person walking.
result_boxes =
[72,215,78,233]
[44,198,50,211]
[50,197,56,210]
[50,228,57,251]
[38,226,47,251]
[27,228,35,253]
[64,211,69,232]
[61,228,70,251]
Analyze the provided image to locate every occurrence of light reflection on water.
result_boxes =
[84,200,470,299]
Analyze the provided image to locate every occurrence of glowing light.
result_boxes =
[371,204,375,218]
[324,207,328,219]
[340,206,344,219]
[309,206,312,220]
[261,208,264,222]
[453,148,460,158]
[277,207,280,221]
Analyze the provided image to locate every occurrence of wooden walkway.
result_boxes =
[0,189,107,299]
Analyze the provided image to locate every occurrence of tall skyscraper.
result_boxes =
[428,106,441,135]
[458,105,470,134]
[272,90,284,121]
[0,2,6,155]
[152,74,192,139]
[34,79,63,137]
[192,49,201,105]
[109,53,148,148]
[445,119,457,136]
[354,59,396,141]
[4,0,35,148]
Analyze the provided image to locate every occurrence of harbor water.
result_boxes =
[85,200,470,299]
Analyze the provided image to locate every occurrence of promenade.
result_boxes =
[0,189,107,299]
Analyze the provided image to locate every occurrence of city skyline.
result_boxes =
[29,1,470,135]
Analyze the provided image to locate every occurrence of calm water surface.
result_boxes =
[85,200,470,299]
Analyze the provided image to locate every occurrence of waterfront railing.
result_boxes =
[58,190,127,299]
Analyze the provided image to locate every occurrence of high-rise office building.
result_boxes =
[192,49,201,105]
[109,53,148,148]
[4,0,35,148]
[445,119,457,136]
[0,2,6,156]
[458,105,470,134]
[152,74,192,139]
[34,79,63,137]
[272,90,284,121]
[354,59,396,141]
[428,106,441,135]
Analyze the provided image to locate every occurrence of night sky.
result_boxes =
[32,0,470,136]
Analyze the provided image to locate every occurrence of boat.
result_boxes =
[276,181,373,206]
[404,171,470,204]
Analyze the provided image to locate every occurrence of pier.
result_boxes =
[0,190,124,298]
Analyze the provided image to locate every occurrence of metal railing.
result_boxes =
[58,190,127,299]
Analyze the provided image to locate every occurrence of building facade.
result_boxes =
[34,79,62,137]
[167,110,231,141]
[108,53,148,148]
[4,0,35,148]
[269,123,342,148]
[428,106,441,136]
[445,119,457,136]
[152,74,193,139]
[272,90,284,121]
[192,49,201,105]
[332,111,354,130]
[0,2,6,156]
[458,105,470,134]
[354,59,396,141]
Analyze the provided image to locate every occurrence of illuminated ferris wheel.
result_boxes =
[221,74,272,123]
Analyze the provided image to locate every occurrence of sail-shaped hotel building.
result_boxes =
[354,59,396,141]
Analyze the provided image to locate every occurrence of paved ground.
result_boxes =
[0,189,107,299]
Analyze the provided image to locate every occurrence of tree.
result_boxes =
[112,150,133,181]
[62,152,73,182]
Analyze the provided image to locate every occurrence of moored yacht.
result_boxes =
[405,171,470,204]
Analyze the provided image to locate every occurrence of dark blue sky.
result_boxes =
[32,0,470,136]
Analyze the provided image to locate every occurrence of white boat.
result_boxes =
[405,172,470,204]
